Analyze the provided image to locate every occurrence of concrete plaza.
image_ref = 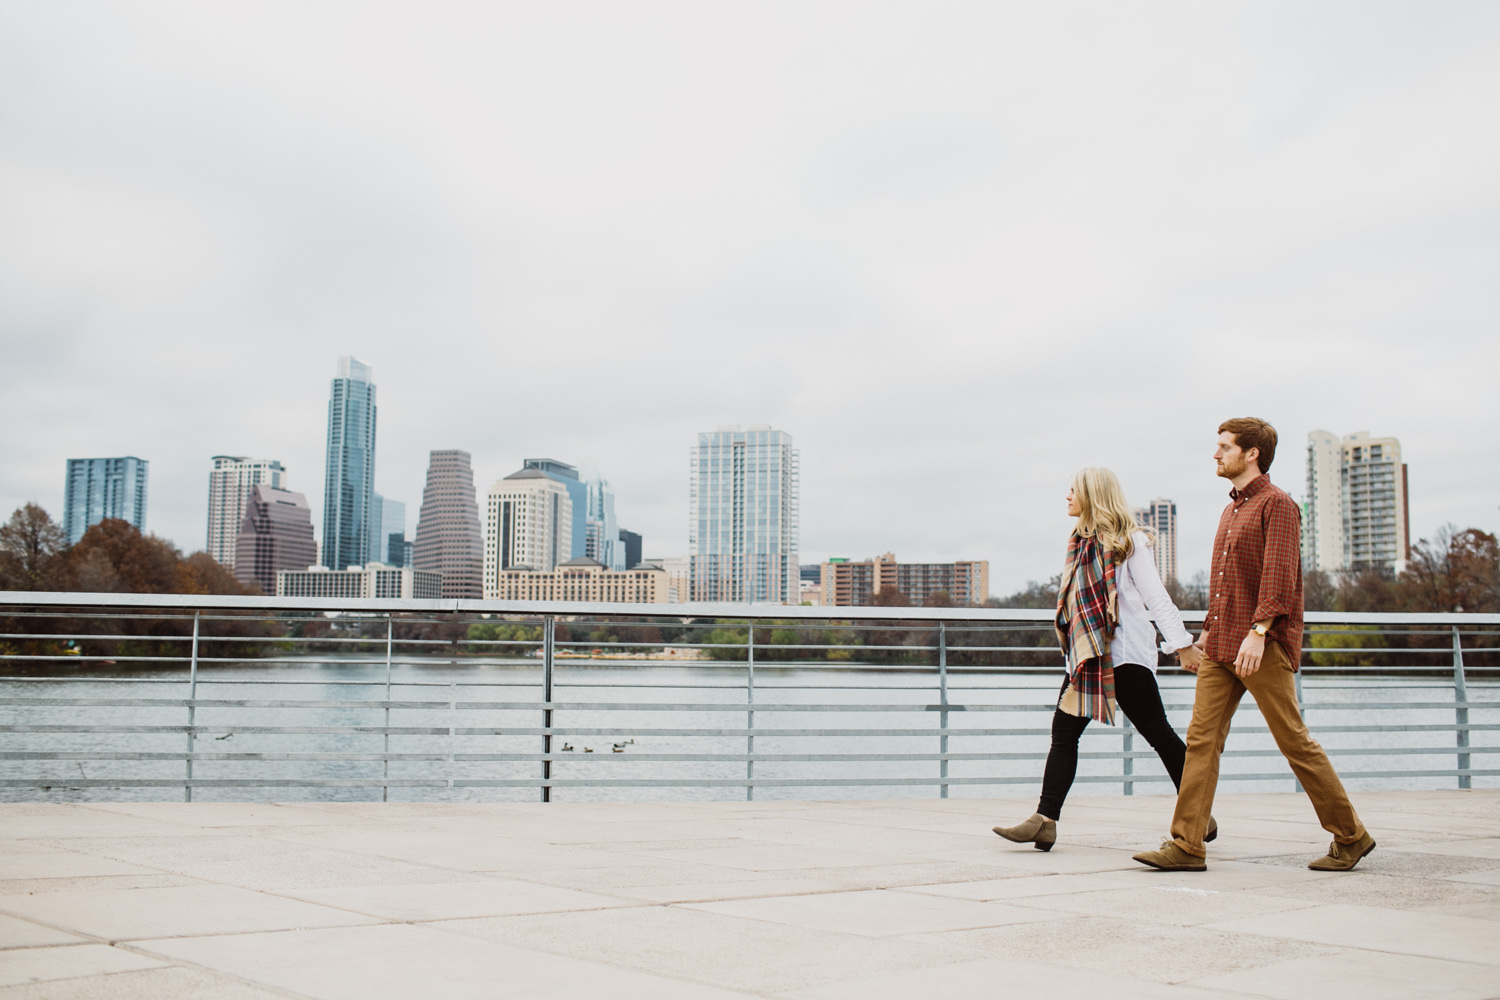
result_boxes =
[1,790,1497,999]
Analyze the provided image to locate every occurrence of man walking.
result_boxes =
[1133,417,1376,873]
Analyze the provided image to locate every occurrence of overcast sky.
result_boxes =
[2,2,1497,594]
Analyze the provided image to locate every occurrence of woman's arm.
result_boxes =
[1127,533,1194,653]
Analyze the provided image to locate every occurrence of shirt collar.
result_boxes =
[1230,473,1270,504]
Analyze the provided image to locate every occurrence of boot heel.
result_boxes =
[1034,840,1054,853]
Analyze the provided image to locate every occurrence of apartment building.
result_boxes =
[819,554,989,607]
[1305,430,1410,575]
[483,468,574,597]
[276,563,441,600]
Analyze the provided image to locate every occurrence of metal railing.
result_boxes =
[1,592,1496,802]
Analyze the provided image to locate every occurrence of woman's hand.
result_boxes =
[1176,643,1204,673]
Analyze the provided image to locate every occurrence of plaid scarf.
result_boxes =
[1054,532,1119,724]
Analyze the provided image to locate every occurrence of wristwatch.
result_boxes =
[1251,622,1270,637]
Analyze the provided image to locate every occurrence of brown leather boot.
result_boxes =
[1132,839,1207,871]
[992,813,1057,852]
[1308,831,1376,871]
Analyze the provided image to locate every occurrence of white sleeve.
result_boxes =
[1128,533,1194,653]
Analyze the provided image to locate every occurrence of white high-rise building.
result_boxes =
[1305,430,1409,575]
[1132,498,1177,585]
[483,468,574,596]
[207,456,285,567]
[689,425,799,603]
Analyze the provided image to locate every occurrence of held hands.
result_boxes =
[1234,631,1266,678]
[1176,643,1204,673]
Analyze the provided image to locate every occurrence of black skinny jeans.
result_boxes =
[1037,663,1185,821]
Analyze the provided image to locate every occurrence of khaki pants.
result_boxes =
[1171,639,1366,857]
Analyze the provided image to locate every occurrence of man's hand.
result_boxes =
[1176,643,1204,673]
[1234,631,1266,677]
[1194,630,1208,653]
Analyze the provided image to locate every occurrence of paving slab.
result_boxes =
[0,964,292,999]
[0,944,166,988]
[0,914,88,950]
[0,845,161,882]
[135,922,759,999]
[684,888,1068,936]
[1187,949,1500,1000]
[438,904,982,994]
[1206,903,1500,965]
[276,877,637,921]
[0,884,380,940]
[779,954,1241,999]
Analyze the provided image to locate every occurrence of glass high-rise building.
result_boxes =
[582,469,624,570]
[689,425,799,603]
[64,456,148,545]
[321,356,377,571]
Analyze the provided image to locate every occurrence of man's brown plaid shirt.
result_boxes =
[1203,473,1304,666]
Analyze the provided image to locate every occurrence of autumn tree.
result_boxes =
[0,503,67,591]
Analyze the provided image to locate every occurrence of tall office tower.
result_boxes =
[322,356,377,571]
[233,485,317,595]
[1305,430,1410,575]
[581,470,623,570]
[64,457,148,545]
[381,498,407,566]
[522,459,586,560]
[207,457,285,567]
[688,425,799,603]
[483,469,574,595]
[1132,498,1178,584]
[366,494,408,565]
[618,528,641,570]
[412,449,483,599]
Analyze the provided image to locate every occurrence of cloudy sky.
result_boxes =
[2,2,1497,594]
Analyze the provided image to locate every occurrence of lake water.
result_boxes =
[2,656,1493,803]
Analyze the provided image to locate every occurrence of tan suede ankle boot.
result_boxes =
[992,813,1057,852]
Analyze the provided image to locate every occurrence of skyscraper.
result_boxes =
[207,456,285,567]
[522,459,587,560]
[1305,430,1410,575]
[1132,497,1178,584]
[322,356,377,571]
[412,450,483,599]
[377,497,407,567]
[689,425,799,603]
[582,469,623,570]
[233,485,317,595]
[483,468,573,595]
[618,528,641,570]
[64,457,148,545]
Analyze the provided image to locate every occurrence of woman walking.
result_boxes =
[994,468,1206,851]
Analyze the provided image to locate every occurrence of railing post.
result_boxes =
[184,609,200,802]
[1454,625,1470,790]
[938,622,948,799]
[542,616,555,803]
[383,614,393,803]
[1122,712,1134,796]
[746,624,755,802]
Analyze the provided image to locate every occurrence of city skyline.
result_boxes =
[6,7,1497,593]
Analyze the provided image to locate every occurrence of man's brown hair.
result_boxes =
[1219,417,1278,473]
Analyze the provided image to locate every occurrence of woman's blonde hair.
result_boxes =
[1072,467,1152,562]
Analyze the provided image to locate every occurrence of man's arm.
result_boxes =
[1234,495,1300,677]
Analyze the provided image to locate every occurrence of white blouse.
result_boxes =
[1111,531,1195,671]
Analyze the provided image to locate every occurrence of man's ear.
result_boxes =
[1245,446,1261,469]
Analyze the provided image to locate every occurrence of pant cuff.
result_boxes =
[1172,837,1206,858]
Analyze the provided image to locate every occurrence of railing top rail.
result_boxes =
[1,590,1498,626]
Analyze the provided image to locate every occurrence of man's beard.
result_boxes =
[1217,455,1248,479]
